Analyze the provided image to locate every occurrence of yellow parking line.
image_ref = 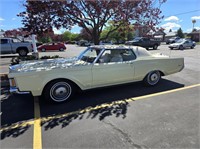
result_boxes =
[0,83,200,132]
[33,97,42,149]
[0,121,34,132]
[41,83,200,123]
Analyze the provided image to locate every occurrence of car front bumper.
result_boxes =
[10,87,30,94]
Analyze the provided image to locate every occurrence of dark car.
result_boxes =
[125,37,160,50]
[166,37,180,44]
[78,40,91,46]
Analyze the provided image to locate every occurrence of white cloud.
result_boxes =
[53,28,66,34]
[0,17,5,21]
[164,16,179,22]
[161,22,181,31]
[186,26,200,33]
[191,16,200,20]
[12,18,16,20]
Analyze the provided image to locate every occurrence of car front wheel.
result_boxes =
[59,48,64,51]
[144,71,161,86]
[43,80,75,103]
[179,45,184,50]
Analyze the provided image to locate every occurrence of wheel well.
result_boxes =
[16,47,28,53]
[143,70,165,80]
[159,70,165,76]
[42,78,81,95]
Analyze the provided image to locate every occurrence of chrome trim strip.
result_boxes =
[10,87,30,94]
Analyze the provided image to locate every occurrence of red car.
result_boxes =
[37,43,66,52]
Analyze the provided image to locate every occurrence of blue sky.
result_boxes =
[0,0,200,34]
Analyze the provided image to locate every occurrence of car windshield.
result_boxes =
[133,37,142,42]
[78,47,101,63]
[176,39,184,43]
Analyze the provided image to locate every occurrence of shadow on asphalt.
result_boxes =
[1,78,184,139]
[40,79,184,131]
[1,94,34,139]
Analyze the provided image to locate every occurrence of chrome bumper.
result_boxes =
[10,87,30,94]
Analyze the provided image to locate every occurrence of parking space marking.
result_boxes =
[0,121,34,132]
[1,83,200,133]
[33,97,42,149]
[41,83,200,123]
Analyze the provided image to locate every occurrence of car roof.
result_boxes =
[90,45,152,57]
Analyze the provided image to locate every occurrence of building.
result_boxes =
[164,32,177,41]
[187,30,200,42]
[153,30,166,41]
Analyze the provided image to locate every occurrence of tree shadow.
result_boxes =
[1,78,184,139]
[40,79,184,131]
[1,94,34,139]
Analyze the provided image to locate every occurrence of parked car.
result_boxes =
[125,37,160,50]
[166,37,180,44]
[169,39,195,50]
[0,37,33,56]
[78,40,91,46]
[37,43,66,52]
[8,45,184,103]
[99,41,113,45]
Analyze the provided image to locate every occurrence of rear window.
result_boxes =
[132,47,152,57]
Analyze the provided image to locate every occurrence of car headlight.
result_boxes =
[9,78,16,87]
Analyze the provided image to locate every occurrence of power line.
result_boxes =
[164,9,200,18]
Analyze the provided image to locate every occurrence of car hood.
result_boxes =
[9,57,86,73]
[170,43,181,46]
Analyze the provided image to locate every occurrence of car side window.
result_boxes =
[80,48,100,63]
[120,49,136,61]
[0,39,8,44]
[98,49,136,63]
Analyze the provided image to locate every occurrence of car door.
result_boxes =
[0,39,12,54]
[92,49,136,88]
[183,41,190,48]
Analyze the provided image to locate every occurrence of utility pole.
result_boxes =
[32,34,39,59]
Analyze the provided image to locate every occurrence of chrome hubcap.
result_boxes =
[150,73,158,82]
[148,71,160,85]
[50,82,71,102]
[20,50,26,56]
[55,87,67,96]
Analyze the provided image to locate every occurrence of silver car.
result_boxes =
[169,39,195,50]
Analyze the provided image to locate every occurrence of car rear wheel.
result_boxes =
[59,48,64,51]
[18,48,28,57]
[43,80,75,103]
[170,47,173,50]
[144,71,161,86]
[153,44,158,50]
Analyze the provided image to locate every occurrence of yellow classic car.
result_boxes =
[8,45,184,103]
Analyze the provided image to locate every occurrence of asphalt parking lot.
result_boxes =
[1,44,200,149]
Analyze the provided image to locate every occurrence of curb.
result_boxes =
[0,55,18,58]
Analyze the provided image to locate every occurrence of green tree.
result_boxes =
[62,31,72,41]
[176,28,184,38]
[19,0,166,45]
[101,21,134,43]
